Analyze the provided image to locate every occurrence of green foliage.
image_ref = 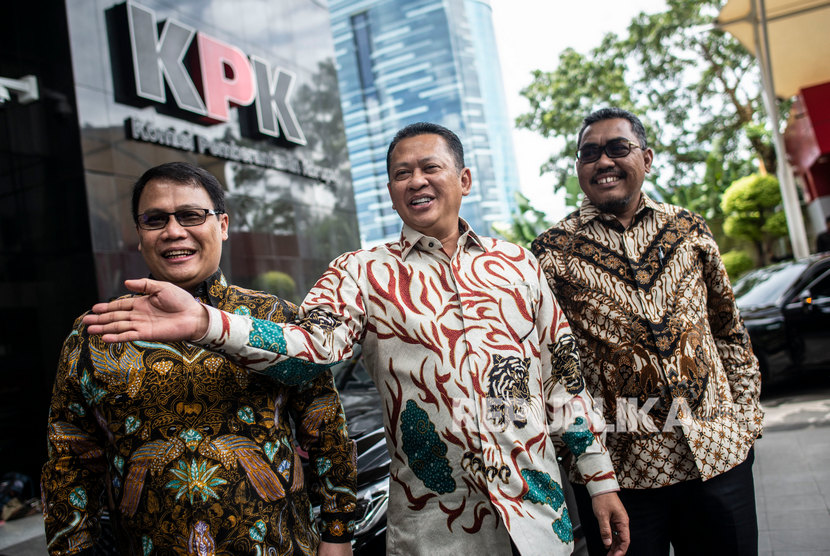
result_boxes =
[516,0,787,224]
[721,249,755,279]
[721,173,788,265]
[492,191,553,249]
[252,271,298,302]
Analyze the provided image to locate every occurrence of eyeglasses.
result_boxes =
[137,208,224,230]
[576,139,642,163]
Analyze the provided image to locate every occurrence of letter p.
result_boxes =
[196,33,255,122]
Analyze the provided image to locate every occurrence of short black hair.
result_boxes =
[577,107,648,149]
[131,162,226,224]
[386,122,465,177]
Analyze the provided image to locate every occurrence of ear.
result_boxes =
[460,168,472,197]
[219,213,229,241]
[643,148,654,173]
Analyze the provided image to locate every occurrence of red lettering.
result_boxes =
[196,34,255,122]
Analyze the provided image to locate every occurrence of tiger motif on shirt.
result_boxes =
[486,354,531,430]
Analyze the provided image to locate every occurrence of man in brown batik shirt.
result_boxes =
[532,107,763,556]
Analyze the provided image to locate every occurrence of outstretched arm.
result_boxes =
[83,278,209,343]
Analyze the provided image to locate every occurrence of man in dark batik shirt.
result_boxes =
[42,162,356,555]
[532,108,763,556]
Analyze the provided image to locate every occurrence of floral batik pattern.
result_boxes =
[42,270,356,555]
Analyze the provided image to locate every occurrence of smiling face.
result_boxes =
[137,179,228,292]
[387,133,471,250]
[576,118,653,224]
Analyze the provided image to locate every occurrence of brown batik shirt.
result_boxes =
[42,270,356,555]
[531,195,764,489]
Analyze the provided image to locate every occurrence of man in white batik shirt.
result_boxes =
[85,123,630,556]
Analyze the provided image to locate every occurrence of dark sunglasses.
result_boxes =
[137,208,224,230]
[576,139,642,163]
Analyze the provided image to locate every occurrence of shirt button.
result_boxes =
[428,242,434,247]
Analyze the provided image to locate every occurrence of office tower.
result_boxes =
[329,0,520,245]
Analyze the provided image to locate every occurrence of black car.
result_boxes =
[734,253,830,383]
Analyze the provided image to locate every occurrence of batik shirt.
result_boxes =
[198,222,618,556]
[42,270,356,555]
[531,195,764,489]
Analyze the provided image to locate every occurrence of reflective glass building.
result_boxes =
[0,0,358,480]
[329,0,520,246]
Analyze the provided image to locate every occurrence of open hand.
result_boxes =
[82,278,209,343]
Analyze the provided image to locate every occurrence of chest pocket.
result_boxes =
[498,281,537,345]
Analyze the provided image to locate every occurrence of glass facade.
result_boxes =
[0,0,359,481]
[329,0,520,246]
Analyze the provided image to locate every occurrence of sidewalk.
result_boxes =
[754,388,830,555]
[2,392,829,556]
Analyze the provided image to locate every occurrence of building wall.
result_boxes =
[329,0,520,246]
[0,0,359,481]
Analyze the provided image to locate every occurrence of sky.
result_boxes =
[489,0,667,221]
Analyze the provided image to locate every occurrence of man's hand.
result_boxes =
[318,541,353,556]
[592,491,629,556]
[82,278,209,343]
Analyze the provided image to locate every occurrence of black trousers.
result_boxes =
[572,448,758,556]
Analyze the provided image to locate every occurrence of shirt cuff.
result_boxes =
[575,451,619,497]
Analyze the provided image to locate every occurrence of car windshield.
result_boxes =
[734,261,808,309]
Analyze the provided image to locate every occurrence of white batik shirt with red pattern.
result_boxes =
[200,221,618,556]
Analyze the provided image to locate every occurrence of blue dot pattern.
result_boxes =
[261,359,333,386]
[247,319,336,385]
[552,508,574,543]
[521,468,573,543]
[249,320,288,354]
[521,469,565,511]
[561,416,594,457]
[400,400,456,494]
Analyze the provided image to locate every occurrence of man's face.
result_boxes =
[386,133,471,241]
[576,118,653,215]
[137,179,228,292]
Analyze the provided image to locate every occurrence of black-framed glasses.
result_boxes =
[137,208,224,230]
[576,139,642,163]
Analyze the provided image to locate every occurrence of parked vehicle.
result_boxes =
[733,253,830,383]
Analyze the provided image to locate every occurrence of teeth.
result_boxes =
[597,176,618,185]
[164,250,194,258]
[411,198,432,206]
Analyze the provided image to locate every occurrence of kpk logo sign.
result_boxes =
[108,0,305,145]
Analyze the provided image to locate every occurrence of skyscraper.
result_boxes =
[329,0,520,246]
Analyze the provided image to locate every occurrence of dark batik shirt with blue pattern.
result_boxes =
[42,270,355,555]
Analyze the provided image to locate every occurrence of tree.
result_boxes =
[516,0,787,235]
[253,271,299,303]
[721,173,788,265]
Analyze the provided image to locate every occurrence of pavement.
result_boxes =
[2,373,829,556]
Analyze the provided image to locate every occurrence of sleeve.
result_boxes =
[536,259,619,496]
[698,219,764,436]
[199,254,368,386]
[288,372,357,544]
[41,319,106,555]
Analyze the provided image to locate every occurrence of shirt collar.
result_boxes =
[398,218,486,259]
[577,192,664,228]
